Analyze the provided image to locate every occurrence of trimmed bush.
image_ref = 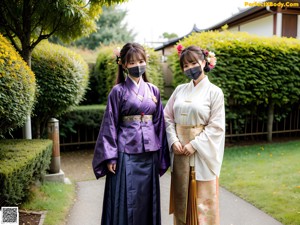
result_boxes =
[169,31,300,138]
[172,31,300,106]
[0,139,53,206]
[31,41,89,138]
[58,105,105,149]
[83,44,164,105]
[145,47,164,97]
[58,104,105,138]
[58,102,170,148]
[0,34,36,136]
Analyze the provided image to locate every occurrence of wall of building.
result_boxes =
[240,15,274,37]
[297,15,300,39]
[228,26,239,32]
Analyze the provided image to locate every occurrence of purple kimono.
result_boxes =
[92,77,170,225]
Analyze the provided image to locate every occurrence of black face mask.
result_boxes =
[184,66,202,80]
[127,65,146,78]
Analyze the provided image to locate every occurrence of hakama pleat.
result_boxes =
[101,151,161,225]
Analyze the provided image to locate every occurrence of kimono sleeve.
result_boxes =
[92,87,121,179]
[190,87,225,177]
[152,86,170,176]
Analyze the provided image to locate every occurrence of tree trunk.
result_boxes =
[33,120,41,139]
[267,101,275,142]
[21,42,33,139]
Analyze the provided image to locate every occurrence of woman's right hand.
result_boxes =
[172,141,183,155]
[107,163,116,174]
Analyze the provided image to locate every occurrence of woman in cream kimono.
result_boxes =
[164,45,225,225]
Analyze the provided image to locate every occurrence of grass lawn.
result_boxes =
[21,182,75,225]
[220,140,300,225]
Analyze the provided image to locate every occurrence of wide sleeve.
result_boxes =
[152,87,170,176]
[163,87,180,152]
[190,88,225,176]
[92,87,121,179]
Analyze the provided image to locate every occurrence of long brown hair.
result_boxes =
[116,43,149,84]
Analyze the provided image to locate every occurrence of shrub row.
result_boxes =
[58,105,105,138]
[59,100,300,147]
[169,31,300,135]
[0,139,53,206]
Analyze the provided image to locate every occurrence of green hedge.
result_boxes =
[58,105,105,138]
[169,31,300,136]
[0,139,53,206]
[83,44,164,105]
[58,102,299,147]
[31,41,89,138]
[172,31,300,106]
[0,34,36,136]
[58,102,169,139]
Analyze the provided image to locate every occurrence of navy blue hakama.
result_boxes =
[101,151,161,225]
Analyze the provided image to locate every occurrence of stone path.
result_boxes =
[66,173,283,225]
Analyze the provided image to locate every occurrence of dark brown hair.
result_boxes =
[179,45,211,73]
[116,43,149,84]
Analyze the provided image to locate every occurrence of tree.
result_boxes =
[161,32,178,40]
[72,6,135,49]
[0,0,124,138]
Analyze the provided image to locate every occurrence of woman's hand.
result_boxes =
[107,163,117,174]
[183,143,196,156]
[172,141,184,155]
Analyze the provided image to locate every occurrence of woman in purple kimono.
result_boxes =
[92,43,170,225]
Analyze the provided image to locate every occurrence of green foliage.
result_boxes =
[73,6,135,49]
[220,140,300,225]
[21,182,75,225]
[84,44,164,104]
[91,45,119,104]
[170,31,300,134]
[31,41,89,138]
[0,34,36,136]
[0,0,125,48]
[162,32,178,40]
[0,139,53,206]
[58,105,106,138]
[145,46,165,97]
[177,31,300,106]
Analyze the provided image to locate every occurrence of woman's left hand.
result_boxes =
[183,143,196,156]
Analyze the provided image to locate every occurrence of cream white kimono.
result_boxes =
[164,76,225,181]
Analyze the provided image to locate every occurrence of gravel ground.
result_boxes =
[60,148,95,182]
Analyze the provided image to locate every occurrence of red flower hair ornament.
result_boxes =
[176,44,184,56]
[205,51,217,69]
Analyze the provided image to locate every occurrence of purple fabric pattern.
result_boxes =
[92,78,169,179]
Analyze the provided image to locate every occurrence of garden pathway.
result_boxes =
[61,149,283,225]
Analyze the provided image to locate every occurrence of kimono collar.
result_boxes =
[127,75,141,88]
[125,75,146,98]
[190,75,209,89]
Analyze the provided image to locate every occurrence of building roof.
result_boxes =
[154,0,300,51]
[154,24,203,51]
[207,0,300,30]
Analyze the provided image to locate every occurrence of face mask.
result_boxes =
[184,66,202,80]
[127,65,146,78]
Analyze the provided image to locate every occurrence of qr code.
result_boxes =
[1,207,19,225]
